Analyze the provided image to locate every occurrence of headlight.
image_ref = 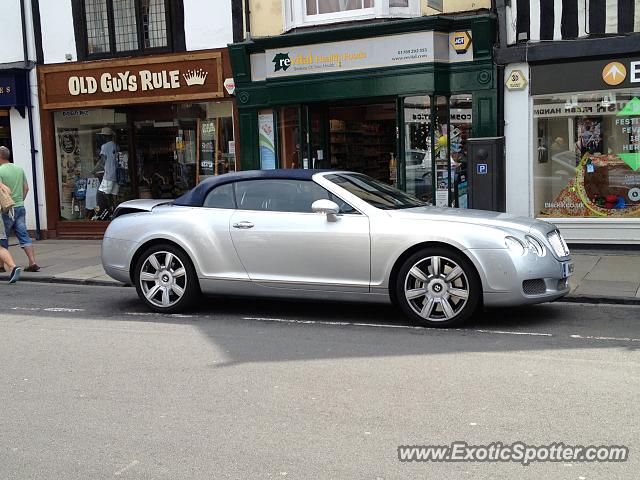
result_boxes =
[525,235,546,257]
[547,230,570,258]
[505,236,526,256]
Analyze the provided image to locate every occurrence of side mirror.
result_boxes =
[312,199,340,221]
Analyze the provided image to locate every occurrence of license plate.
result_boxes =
[561,262,574,278]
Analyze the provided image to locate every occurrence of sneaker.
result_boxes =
[8,266,21,284]
[24,264,40,272]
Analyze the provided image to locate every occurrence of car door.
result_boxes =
[229,179,371,292]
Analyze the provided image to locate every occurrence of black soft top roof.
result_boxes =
[174,169,329,207]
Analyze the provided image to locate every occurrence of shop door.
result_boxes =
[277,104,327,169]
[0,110,11,150]
[300,105,329,169]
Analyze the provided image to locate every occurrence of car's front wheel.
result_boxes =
[134,244,199,313]
[395,247,481,327]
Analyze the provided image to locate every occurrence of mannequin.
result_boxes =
[97,127,119,217]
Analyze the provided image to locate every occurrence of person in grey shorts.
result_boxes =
[0,181,21,283]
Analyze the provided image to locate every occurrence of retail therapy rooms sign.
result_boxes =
[38,52,223,109]
[258,31,471,80]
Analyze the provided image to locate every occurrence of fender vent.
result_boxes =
[522,279,546,295]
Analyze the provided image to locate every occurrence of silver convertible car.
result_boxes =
[102,170,572,327]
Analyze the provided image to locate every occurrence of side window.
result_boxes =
[233,179,358,213]
[203,183,235,209]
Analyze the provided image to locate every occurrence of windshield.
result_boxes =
[325,173,426,210]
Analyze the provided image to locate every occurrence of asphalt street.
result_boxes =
[1,282,639,479]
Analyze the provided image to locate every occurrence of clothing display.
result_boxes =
[100,140,119,183]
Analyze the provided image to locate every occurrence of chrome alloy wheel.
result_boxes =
[403,255,470,322]
[139,251,188,308]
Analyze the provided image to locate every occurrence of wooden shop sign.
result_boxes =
[38,51,223,109]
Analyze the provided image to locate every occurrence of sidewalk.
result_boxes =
[1,240,640,303]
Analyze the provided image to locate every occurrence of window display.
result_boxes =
[534,90,640,218]
[403,94,471,206]
[54,101,235,221]
[54,109,131,221]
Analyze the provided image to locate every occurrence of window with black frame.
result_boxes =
[82,0,171,57]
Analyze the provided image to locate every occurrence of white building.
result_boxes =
[23,0,237,238]
[497,0,640,244]
[0,0,44,237]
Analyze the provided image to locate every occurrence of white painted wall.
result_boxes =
[7,0,47,231]
[9,85,46,232]
[39,0,77,63]
[503,63,532,218]
[184,0,234,50]
[1,0,26,64]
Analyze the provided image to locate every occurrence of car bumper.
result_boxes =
[101,236,138,285]
[466,248,572,307]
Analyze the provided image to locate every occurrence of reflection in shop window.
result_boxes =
[450,94,472,209]
[534,90,640,218]
[402,94,472,207]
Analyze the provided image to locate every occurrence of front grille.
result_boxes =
[547,230,570,258]
[523,279,546,295]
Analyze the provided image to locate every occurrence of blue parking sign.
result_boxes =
[477,163,488,175]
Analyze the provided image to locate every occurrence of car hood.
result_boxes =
[388,206,555,235]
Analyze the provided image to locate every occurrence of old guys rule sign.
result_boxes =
[38,51,223,109]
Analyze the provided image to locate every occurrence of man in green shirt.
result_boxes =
[0,146,39,272]
[0,180,21,283]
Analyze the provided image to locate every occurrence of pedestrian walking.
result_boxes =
[0,146,39,272]
[0,180,21,283]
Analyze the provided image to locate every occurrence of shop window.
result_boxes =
[78,0,172,58]
[450,94,472,208]
[53,101,235,222]
[54,109,131,221]
[402,94,472,207]
[533,90,640,218]
[327,102,397,184]
[284,0,419,30]
[403,95,432,202]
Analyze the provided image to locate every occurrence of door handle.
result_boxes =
[232,221,254,229]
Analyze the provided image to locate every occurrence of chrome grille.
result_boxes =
[547,230,570,258]
[523,279,546,295]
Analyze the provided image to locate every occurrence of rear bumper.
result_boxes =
[101,236,138,285]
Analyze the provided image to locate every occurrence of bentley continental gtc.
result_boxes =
[101,170,572,327]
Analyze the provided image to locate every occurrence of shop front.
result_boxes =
[525,56,640,243]
[38,50,238,238]
[229,15,497,207]
[0,71,29,149]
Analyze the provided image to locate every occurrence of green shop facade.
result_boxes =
[229,14,497,207]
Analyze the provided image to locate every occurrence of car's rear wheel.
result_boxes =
[395,247,480,327]
[134,244,199,313]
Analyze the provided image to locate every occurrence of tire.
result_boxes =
[134,243,199,313]
[395,247,481,327]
